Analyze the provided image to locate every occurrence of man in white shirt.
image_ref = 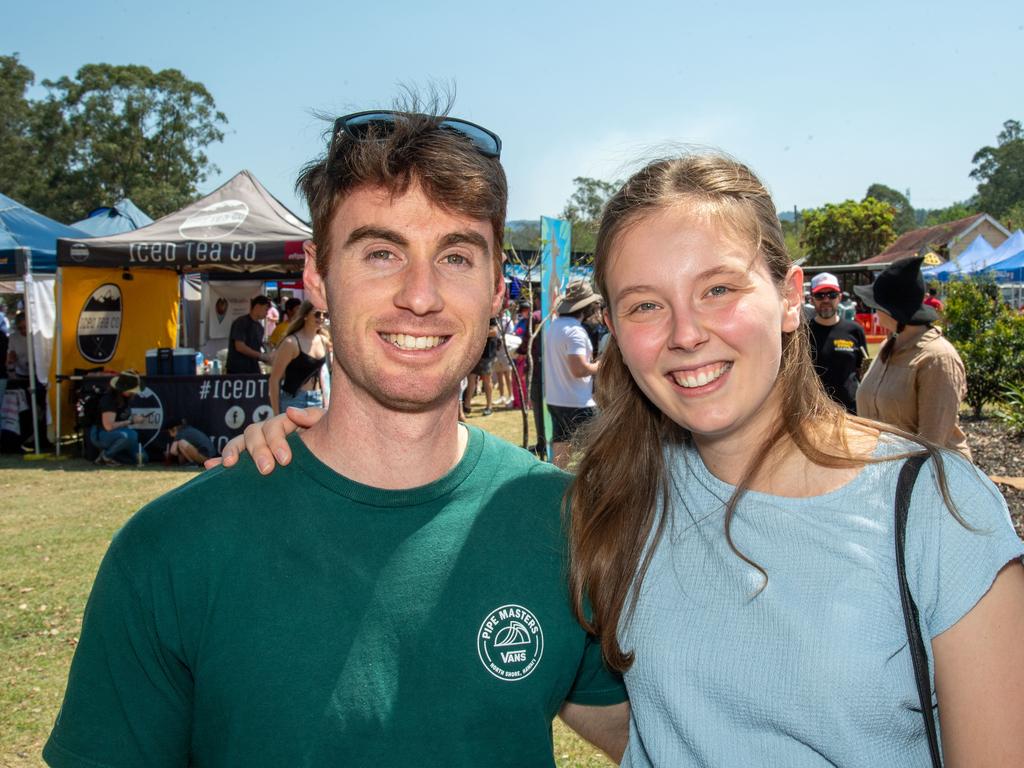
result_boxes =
[543,280,601,468]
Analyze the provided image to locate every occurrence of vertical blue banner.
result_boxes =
[539,216,572,322]
[539,216,571,459]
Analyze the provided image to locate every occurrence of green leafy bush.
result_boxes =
[999,381,1024,436]
[943,276,1024,416]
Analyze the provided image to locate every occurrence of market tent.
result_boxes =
[923,234,994,281]
[57,170,311,272]
[72,198,153,237]
[984,247,1024,281]
[1,192,89,275]
[971,230,1024,278]
[52,171,312,450]
[931,230,1024,281]
[0,194,83,451]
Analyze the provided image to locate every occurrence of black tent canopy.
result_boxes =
[56,170,311,274]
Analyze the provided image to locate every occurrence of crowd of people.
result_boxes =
[42,102,1023,768]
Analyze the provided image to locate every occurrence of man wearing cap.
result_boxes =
[807,272,867,414]
[544,280,601,468]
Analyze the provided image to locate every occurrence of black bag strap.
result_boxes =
[894,453,942,767]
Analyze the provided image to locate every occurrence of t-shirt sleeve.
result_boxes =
[906,452,1024,640]
[563,631,628,706]
[44,537,192,768]
[565,325,591,359]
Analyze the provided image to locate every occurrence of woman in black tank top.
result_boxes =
[268,301,331,415]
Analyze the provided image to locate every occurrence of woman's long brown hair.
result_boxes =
[568,153,958,672]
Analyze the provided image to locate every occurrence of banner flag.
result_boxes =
[539,216,571,458]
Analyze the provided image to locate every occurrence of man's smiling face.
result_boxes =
[304,182,503,413]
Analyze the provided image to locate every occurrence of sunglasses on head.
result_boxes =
[313,310,328,320]
[813,291,841,300]
[330,110,502,159]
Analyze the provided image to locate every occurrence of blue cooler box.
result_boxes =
[146,348,197,376]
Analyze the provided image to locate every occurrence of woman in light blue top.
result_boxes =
[568,153,1024,766]
[218,153,1024,766]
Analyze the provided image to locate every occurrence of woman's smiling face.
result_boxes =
[604,205,802,449]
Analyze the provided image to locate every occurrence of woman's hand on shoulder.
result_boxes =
[203,407,326,473]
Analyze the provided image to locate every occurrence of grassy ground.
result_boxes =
[0,397,612,768]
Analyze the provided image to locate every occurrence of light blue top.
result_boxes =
[620,437,1023,767]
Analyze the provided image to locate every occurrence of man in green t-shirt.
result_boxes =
[45,104,628,768]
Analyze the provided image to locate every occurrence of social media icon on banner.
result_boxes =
[252,405,273,423]
[225,405,245,430]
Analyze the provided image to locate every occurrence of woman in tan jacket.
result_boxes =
[855,256,971,458]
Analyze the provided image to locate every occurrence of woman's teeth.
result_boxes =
[671,362,732,388]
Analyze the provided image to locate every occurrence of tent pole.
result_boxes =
[55,267,64,457]
[22,248,41,454]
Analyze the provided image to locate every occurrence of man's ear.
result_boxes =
[491,255,506,316]
[302,240,328,310]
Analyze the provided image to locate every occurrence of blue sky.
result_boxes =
[5,0,1022,223]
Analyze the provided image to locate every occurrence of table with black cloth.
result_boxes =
[75,374,273,460]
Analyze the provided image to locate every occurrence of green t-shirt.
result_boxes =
[44,426,625,767]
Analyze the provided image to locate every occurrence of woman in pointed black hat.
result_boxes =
[855,256,971,457]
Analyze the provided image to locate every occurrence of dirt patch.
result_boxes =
[963,416,1024,540]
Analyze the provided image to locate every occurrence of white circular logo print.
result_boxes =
[477,604,544,682]
[178,199,249,240]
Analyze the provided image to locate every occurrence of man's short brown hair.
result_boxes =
[297,98,508,276]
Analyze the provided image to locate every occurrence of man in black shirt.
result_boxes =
[226,295,271,374]
[807,273,867,414]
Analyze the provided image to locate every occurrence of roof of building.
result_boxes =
[857,213,1008,266]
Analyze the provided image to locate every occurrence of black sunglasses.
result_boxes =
[313,310,329,320]
[330,110,502,159]
[813,291,841,300]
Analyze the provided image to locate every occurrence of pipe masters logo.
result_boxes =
[477,604,544,681]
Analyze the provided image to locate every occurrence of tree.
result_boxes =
[864,183,916,234]
[944,276,1024,416]
[1001,200,1024,231]
[970,119,1024,219]
[799,198,896,266]
[779,217,807,261]
[561,176,617,254]
[0,54,40,205]
[15,62,227,222]
[923,201,977,226]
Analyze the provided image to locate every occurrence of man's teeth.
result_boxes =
[672,362,731,389]
[383,333,445,350]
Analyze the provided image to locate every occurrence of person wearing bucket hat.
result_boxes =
[89,370,146,466]
[545,280,602,468]
[855,256,971,457]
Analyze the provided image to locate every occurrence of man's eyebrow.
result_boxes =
[438,231,489,252]
[343,226,409,249]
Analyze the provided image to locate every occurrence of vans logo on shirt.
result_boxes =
[477,604,544,681]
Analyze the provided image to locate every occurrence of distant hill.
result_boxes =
[507,219,537,231]
[778,210,797,222]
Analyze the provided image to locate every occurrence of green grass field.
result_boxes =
[0,399,614,767]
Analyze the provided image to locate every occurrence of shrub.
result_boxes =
[999,381,1024,436]
[943,276,1024,416]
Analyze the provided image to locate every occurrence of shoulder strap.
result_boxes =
[894,453,942,767]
